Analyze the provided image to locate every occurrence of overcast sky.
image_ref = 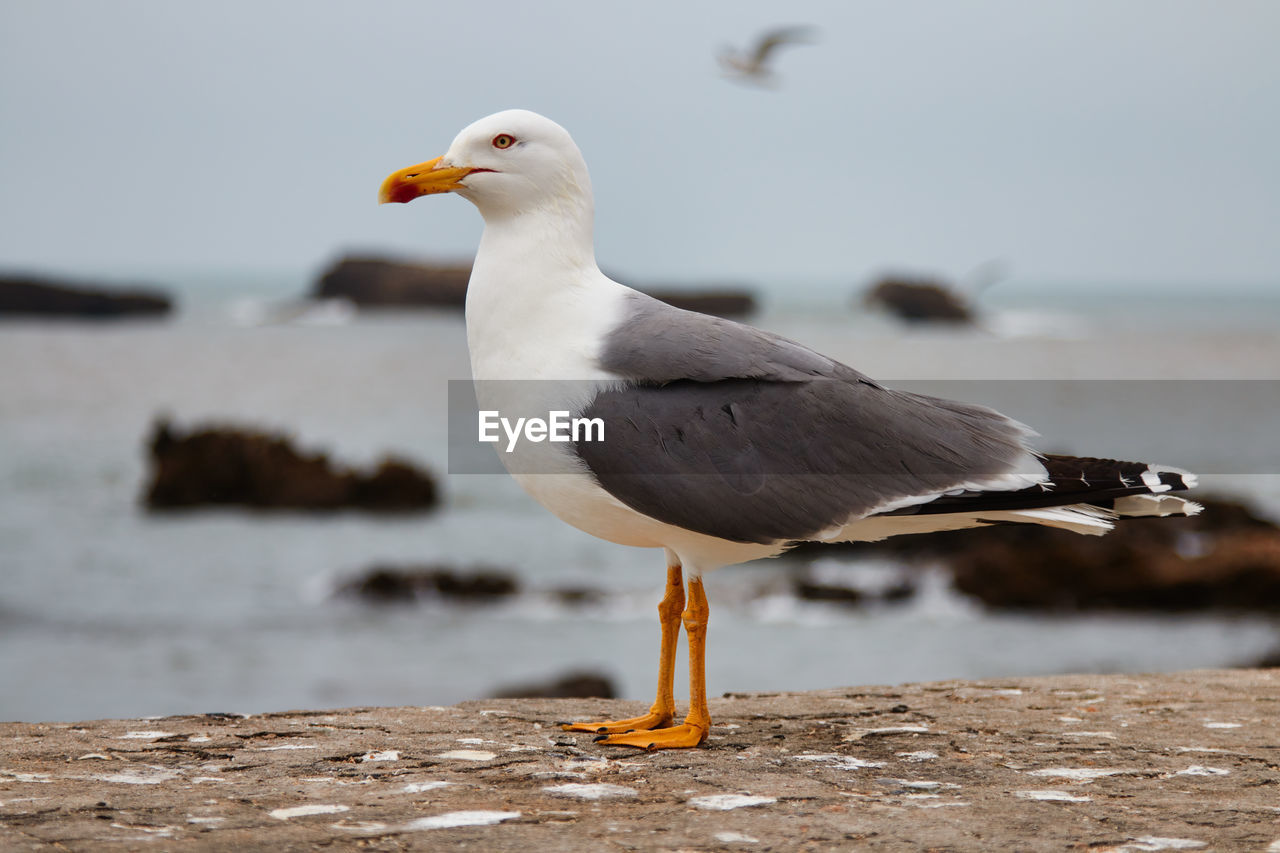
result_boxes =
[2,0,1277,291]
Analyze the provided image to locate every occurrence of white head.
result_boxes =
[379,109,593,223]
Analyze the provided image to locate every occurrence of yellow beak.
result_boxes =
[378,156,477,204]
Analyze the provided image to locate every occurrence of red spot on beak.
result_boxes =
[385,182,423,204]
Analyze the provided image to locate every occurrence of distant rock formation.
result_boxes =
[863,275,974,324]
[947,499,1280,611]
[787,497,1280,613]
[490,670,618,700]
[314,256,471,307]
[641,287,757,318]
[143,419,438,512]
[0,273,171,319]
[335,565,518,603]
[313,254,757,317]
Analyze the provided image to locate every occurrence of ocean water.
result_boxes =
[2,273,1279,723]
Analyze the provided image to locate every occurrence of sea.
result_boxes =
[2,271,1279,723]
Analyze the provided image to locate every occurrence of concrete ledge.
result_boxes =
[2,669,1278,850]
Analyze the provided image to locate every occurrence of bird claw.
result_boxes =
[560,710,672,735]
[594,722,707,750]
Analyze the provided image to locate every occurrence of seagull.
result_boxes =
[717,25,818,86]
[378,110,1199,750]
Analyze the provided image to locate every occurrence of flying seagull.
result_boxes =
[379,110,1199,750]
[718,25,818,86]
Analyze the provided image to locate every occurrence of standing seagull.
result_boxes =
[718,25,818,86]
[379,110,1199,750]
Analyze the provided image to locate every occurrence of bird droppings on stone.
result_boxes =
[543,782,639,800]
[842,725,930,741]
[435,749,497,761]
[1114,837,1208,851]
[268,804,350,820]
[688,794,777,811]
[715,830,762,843]
[1027,767,1145,782]
[1014,789,1093,802]
[95,767,182,785]
[905,797,971,808]
[331,819,389,833]
[1173,765,1230,776]
[795,753,887,771]
[401,810,521,830]
[402,780,453,793]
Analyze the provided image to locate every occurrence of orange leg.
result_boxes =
[596,575,710,750]
[561,557,684,734]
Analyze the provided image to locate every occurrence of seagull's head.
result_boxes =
[379,109,593,221]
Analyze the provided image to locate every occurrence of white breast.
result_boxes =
[462,245,783,573]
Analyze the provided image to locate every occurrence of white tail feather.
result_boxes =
[1114,494,1203,518]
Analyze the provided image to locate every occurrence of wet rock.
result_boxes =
[313,256,757,318]
[863,275,973,324]
[336,565,518,603]
[549,585,607,607]
[489,670,617,699]
[785,496,1280,612]
[0,273,172,319]
[947,497,1280,611]
[793,580,864,605]
[143,419,439,512]
[313,255,471,307]
[792,567,917,608]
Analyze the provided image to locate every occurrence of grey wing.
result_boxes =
[599,291,866,384]
[585,294,1038,544]
[575,378,1037,544]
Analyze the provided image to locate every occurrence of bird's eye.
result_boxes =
[492,134,516,149]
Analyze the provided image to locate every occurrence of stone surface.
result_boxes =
[3,669,1279,850]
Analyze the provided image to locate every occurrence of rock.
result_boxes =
[2,670,1278,850]
[143,419,439,512]
[313,255,471,307]
[549,585,607,607]
[313,255,757,318]
[793,580,864,605]
[947,497,1280,611]
[335,565,518,603]
[784,496,1280,613]
[489,670,617,699]
[0,273,172,319]
[642,288,757,318]
[863,275,974,323]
